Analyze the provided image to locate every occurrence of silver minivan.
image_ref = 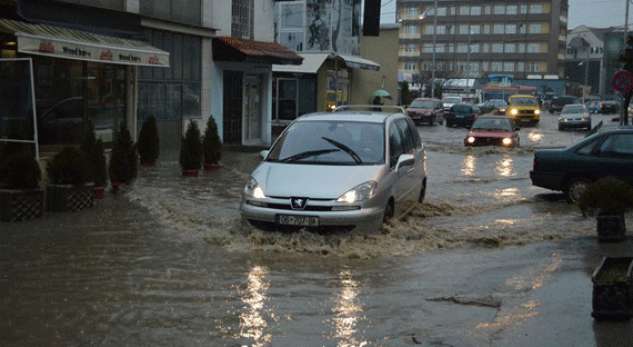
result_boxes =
[240,106,427,232]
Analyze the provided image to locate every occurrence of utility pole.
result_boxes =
[625,0,630,47]
[430,0,438,98]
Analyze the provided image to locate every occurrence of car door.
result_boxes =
[592,132,633,184]
[395,118,421,212]
[388,120,408,213]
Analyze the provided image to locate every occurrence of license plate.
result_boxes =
[277,215,320,227]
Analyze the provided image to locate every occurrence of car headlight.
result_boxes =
[467,136,476,144]
[510,109,518,116]
[534,109,541,115]
[502,138,513,146]
[244,177,266,199]
[337,181,377,203]
[499,108,506,112]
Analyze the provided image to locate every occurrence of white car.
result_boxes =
[240,106,427,232]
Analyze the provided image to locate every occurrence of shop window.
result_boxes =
[232,0,254,40]
[277,2,305,51]
[275,79,298,121]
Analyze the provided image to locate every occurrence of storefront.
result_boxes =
[210,37,302,146]
[0,18,169,152]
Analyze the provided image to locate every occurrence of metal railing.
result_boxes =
[333,105,406,114]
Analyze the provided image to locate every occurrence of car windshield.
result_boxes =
[267,121,385,165]
[410,100,435,109]
[452,104,472,113]
[443,97,461,104]
[472,118,512,131]
[563,105,585,113]
[510,97,537,106]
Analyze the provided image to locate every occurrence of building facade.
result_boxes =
[350,24,400,105]
[397,0,568,83]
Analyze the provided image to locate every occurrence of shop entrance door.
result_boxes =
[243,74,262,145]
[223,71,243,144]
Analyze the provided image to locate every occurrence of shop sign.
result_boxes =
[17,35,169,67]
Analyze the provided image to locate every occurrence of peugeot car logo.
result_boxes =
[291,197,307,210]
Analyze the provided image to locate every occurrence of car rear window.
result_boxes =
[452,105,472,113]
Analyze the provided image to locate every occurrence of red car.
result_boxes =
[464,116,520,147]
[407,98,443,125]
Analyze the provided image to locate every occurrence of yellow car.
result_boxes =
[506,95,541,125]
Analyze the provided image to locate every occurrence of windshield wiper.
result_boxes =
[280,149,340,163]
[321,137,362,164]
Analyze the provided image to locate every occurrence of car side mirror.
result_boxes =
[259,150,270,160]
[396,153,415,171]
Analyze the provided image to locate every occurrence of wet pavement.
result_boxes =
[3,111,633,346]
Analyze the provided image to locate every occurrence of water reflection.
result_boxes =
[496,156,515,177]
[239,265,272,347]
[528,130,543,143]
[461,154,476,177]
[332,270,367,347]
[495,187,519,200]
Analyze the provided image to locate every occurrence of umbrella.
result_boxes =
[372,89,392,99]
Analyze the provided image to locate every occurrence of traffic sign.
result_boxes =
[612,70,633,94]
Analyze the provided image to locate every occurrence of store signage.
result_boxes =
[17,35,169,67]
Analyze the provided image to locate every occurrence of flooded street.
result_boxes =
[3,112,633,346]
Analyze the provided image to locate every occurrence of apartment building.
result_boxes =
[397,0,568,83]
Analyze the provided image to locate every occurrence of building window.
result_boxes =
[484,5,492,15]
[470,25,481,34]
[491,62,503,72]
[528,23,548,34]
[483,24,491,34]
[140,0,201,25]
[517,62,525,72]
[459,6,470,15]
[274,79,298,121]
[518,23,527,34]
[517,43,526,53]
[504,43,516,53]
[278,2,305,51]
[493,5,505,15]
[232,0,254,39]
[482,43,490,53]
[493,24,504,34]
[457,43,468,53]
[529,4,545,14]
[520,4,528,14]
[405,24,419,34]
[527,42,547,53]
[503,62,514,72]
[459,24,469,34]
[506,5,518,15]
[471,6,482,16]
[492,43,504,53]
[470,43,480,53]
[406,6,418,17]
[505,24,517,34]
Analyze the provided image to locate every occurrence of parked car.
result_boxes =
[558,104,592,131]
[487,99,509,115]
[530,126,633,203]
[442,96,462,109]
[464,116,520,147]
[407,98,443,125]
[444,103,478,128]
[586,100,601,114]
[549,96,578,114]
[600,100,620,114]
[506,94,541,126]
[240,108,427,232]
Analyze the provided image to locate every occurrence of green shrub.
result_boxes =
[180,120,202,171]
[203,116,222,165]
[578,177,633,214]
[137,116,160,164]
[5,151,41,190]
[93,140,107,187]
[109,123,137,184]
[47,147,90,186]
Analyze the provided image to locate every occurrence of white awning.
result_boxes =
[0,19,170,68]
[273,52,381,74]
[273,53,329,74]
[338,54,380,71]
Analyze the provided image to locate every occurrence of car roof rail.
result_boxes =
[333,104,406,114]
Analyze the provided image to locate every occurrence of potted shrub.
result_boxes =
[203,116,222,171]
[579,177,633,242]
[137,116,160,167]
[0,151,44,222]
[592,257,633,320]
[109,123,138,192]
[180,120,202,177]
[47,147,94,212]
[92,140,107,199]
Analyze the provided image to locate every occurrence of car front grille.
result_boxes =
[264,203,333,211]
[473,137,503,146]
[519,110,534,115]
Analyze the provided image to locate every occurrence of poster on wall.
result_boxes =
[305,0,360,55]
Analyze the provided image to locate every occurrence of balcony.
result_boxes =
[400,32,421,39]
[399,50,420,57]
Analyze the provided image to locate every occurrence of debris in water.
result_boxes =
[427,295,502,309]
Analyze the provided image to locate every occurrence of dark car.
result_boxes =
[530,127,633,203]
[464,116,520,147]
[445,104,478,128]
[407,98,443,125]
[549,96,578,114]
[600,101,620,114]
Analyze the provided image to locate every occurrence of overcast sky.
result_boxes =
[380,0,633,29]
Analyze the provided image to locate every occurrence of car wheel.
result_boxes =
[566,178,591,204]
[383,200,394,224]
[418,179,427,203]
